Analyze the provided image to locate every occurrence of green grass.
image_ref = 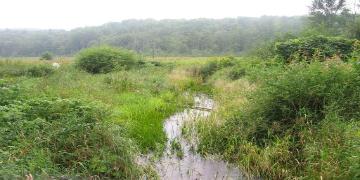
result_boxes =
[195,59,360,179]
[118,92,183,151]
[2,55,358,179]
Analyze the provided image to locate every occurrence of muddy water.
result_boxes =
[154,95,244,180]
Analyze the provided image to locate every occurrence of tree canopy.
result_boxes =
[0,17,305,57]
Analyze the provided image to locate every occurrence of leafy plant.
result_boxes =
[0,97,140,178]
[275,36,356,63]
[199,61,219,80]
[40,52,53,60]
[26,65,55,77]
[75,46,137,74]
[0,80,21,106]
[228,67,246,80]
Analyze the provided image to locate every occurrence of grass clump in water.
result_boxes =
[170,139,184,159]
[118,92,182,152]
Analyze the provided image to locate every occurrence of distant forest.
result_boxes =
[0,17,306,57]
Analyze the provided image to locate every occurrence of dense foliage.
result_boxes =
[275,36,356,63]
[0,81,140,178]
[75,46,136,74]
[196,59,360,179]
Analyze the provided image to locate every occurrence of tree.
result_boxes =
[347,0,360,39]
[310,0,349,30]
[0,17,306,57]
[310,0,347,17]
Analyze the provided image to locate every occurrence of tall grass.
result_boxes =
[196,60,360,179]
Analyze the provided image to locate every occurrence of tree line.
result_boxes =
[0,0,358,57]
[0,17,306,57]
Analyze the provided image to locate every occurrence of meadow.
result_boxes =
[0,36,360,179]
[0,54,212,179]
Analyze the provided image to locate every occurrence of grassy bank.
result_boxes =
[194,58,360,179]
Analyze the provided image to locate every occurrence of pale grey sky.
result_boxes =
[0,0,355,30]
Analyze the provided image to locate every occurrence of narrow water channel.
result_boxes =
[153,94,244,180]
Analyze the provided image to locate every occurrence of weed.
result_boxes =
[170,139,184,159]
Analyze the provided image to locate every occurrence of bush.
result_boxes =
[40,52,53,60]
[75,46,137,74]
[246,63,360,142]
[0,97,140,178]
[275,36,356,63]
[26,65,55,77]
[228,67,246,80]
[199,61,219,80]
[199,56,237,80]
[218,56,236,68]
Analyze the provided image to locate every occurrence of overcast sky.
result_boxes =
[0,0,355,30]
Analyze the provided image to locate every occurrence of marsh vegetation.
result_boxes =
[1,0,360,179]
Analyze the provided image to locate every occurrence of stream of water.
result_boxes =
[148,95,245,180]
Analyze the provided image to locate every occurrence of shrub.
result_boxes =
[75,46,137,74]
[40,52,53,60]
[246,63,360,141]
[228,67,246,80]
[26,65,55,77]
[199,56,237,80]
[199,61,219,80]
[218,56,236,68]
[275,36,356,63]
[0,97,140,178]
